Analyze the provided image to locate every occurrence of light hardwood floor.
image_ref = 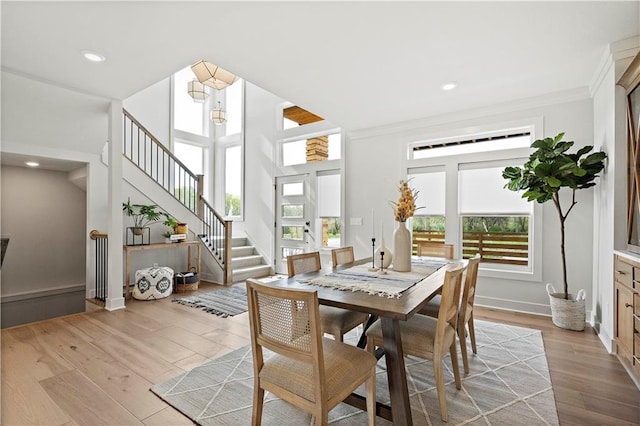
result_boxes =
[2,282,639,425]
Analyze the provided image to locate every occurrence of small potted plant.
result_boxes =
[163,214,178,243]
[502,132,606,330]
[122,198,163,236]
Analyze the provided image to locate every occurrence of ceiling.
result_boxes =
[2,2,639,132]
[0,152,86,172]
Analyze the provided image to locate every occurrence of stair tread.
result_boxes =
[233,264,272,272]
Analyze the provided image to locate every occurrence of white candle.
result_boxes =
[371,209,375,237]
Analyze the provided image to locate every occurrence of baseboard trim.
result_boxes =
[1,283,85,304]
[475,295,552,316]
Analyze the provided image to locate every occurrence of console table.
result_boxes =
[123,241,201,299]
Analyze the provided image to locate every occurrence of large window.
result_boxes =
[406,127,540,279]
[408,168,446,248]
[458,162,531,267]
[173,67,210,137]
[282,133,341,166]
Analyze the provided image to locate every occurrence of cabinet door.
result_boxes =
[616,281,635,356]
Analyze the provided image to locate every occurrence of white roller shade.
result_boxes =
[459,163,530,214]
[408,170,445,216]
[318,174,340,217]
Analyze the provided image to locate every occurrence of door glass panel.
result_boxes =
[282,225,304,240]
[282,182,304,196]
[282,204,304,218]
[282,247,304,259]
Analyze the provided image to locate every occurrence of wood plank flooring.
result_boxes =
[2,283,639,425]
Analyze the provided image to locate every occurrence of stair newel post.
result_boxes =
[196,174,204,220]
[224,219,233,284]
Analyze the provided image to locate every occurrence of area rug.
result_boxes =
[151,320,559,425]
[172,276,286,318]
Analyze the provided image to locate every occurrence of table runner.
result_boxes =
[300,258,450,298]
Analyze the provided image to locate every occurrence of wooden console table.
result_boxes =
[123,241,201,299]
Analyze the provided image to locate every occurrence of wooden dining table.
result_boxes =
[266,258,466,426]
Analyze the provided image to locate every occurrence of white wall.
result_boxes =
[123,77,171,145]
[346,95,597,316]
[239,82,280,265]
[1,166,86,296]
[592,43,637,351]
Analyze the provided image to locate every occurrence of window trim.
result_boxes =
[405,121,543,282]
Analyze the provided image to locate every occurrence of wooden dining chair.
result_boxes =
[366,264,465,422]
[420,254,481,373]
[417,241,455,259]
[287,252,369,342]
[331,246,355,267]
[246,279,376,425]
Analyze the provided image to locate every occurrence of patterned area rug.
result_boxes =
[172,276,286,317]
[151,320,559,425]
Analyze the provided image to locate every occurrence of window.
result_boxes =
[408,168,446,249]
[173,67,210,137]
[458,163,531,267]
[317,172,341,248]
[282,105,324,129]
[406,126,540,280]
[223,79,243,136]
[282,133,341,166]
[411,131,531,160]
[224,145,242,217]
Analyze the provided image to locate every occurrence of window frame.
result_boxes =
[405,122,543,282]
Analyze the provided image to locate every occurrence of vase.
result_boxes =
[374,237,393,269]
[393,221,411,272]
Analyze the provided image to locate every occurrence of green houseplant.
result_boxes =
[122,198,163,235]
[502,132,606,330]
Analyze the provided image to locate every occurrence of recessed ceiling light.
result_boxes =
[81,50,106,63]
[25,161,40,167]
[441,82,457,91]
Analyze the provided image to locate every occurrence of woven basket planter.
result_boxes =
[546,283,585,331]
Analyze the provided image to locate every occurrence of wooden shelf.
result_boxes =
[123,241,201,299]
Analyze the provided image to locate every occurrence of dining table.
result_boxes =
[266,256,467,426]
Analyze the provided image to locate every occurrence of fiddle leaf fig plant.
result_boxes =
[502,132,606,299]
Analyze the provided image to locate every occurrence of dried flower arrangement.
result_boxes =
[391,179,423,222]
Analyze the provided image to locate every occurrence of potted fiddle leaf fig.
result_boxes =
[502,132,606,331]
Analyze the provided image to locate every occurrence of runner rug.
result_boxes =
[172,275,286,318]
[151,320,559,425]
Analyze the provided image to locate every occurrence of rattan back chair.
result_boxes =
[287,252,369,343]
[331,246,355,267]
[365,264,465,422]
[246,279,376,425]
[417,242,455,259]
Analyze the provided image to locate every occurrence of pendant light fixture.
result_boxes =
[187,79,208,103]
[211,101,226,125]
[191,60,238,90]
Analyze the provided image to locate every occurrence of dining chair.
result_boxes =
[287,252,369,342]
[420,254,481,373]
[246,279,376,426]
[331,246,355,267]
[417,241,455,259]
[366,263,465,422]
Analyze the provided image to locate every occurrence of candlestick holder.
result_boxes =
[378,250,388,275]
[368,237,377,271]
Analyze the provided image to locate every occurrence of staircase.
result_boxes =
[230,237,272,282]
[123,109,272,285]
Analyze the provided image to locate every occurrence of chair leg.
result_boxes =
[252,381,264,426]
[433,353,448,422]
[449,339,462,390]
[366,367,376,426]
[468,313,477,354]
[458,325,469,374]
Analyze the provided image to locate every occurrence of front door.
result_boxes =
[274,175,316,274]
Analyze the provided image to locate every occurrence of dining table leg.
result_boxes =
[381,317,413,426]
